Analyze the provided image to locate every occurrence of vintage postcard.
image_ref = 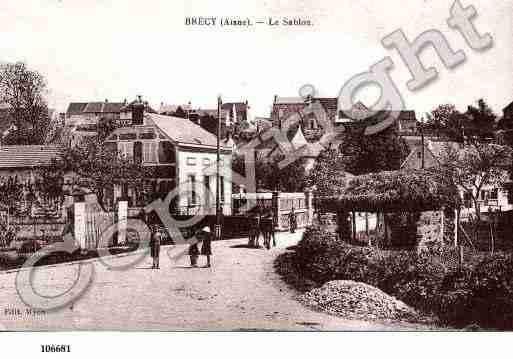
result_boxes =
[0,0,511,338]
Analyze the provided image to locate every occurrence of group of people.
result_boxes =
[148,225,213,269]
[248,216,277,250]
[188,226,212,268]
[148,208,299,268]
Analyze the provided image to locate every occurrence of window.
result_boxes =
[139,131,155,140]
[490,188,498,200]
[188,175,197,205]
[187,157,197,166]
[204,176,211,207]
[143,142,157,163]
[119,133,137,141]
[158,141,175,164]
[118,142,133,159]
[203,158,211,166]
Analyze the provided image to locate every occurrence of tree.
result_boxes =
[339,126,409,175]
[232,151,307,193]
[60,138,148,211]
[423,104,468,141]
[0,62,50,144]
[423,100,497,143]
[97,117,117,142]
[439,142,512,222]
[305,147,348,197]
[465,99,497,141]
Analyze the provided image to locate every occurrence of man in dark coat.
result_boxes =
[150,227,161,269]
[200,226,212,268]
[289,208,297,233]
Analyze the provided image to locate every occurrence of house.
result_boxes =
[103,98,233,215]
[252,124,324,173]
[66,100,127,129]
[271,96,338,141]
[271,96,418,142]
[65,98,158,146]
[0,145,64,182]
[401,139,513,217]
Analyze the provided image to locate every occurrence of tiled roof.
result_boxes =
[66,102,125,115]
[274,97,304,104]
[0,145,62,168]
[147,113,231,150]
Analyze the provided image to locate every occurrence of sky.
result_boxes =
[0,0,511,119]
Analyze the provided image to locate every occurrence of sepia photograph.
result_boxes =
[0,1,512,351]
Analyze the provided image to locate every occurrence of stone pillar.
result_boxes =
[305,189,314,226]
[74,201,86,249]
[272,191,283,231]
[118,200,128,245]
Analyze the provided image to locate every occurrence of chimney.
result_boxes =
[273,95,278,104]
[105,99,108,103]
[132,95,145,125]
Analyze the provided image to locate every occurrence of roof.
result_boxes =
[319,169,459,212]
[159,103,192,114]
[503,101,513,113]
[0,145,62,169]
[274,97,305,105]
[66,102,125,115]
[400,140,460,169]
[147,113,231,150]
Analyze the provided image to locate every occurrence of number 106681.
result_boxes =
[41,345,71,353]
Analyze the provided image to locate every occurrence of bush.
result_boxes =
[436,254,513,329]
[285,225,513,329]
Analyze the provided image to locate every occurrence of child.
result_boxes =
[189,241,200,267]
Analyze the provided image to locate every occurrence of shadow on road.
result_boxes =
[230,244,266,249]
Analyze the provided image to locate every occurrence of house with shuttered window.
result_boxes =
[103,99,233,215]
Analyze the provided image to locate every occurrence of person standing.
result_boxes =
[150,227,161,269]
[188,240,200,267]
[200,226,213,268]
[289,208,297,234]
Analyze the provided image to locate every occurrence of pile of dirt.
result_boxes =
[299,280,420,322]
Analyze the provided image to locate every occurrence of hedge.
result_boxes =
[284,225,513,329]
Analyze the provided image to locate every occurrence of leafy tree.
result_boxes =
[232,151,307,193]
[424,104,458,138]
[339,126,409,175]
[465,99,497,141]
[423,100,497,143]
[423,104,468,142]
[0,61,50,144]
[36,158,66,204]
[97,117,117,142]
[305,147,347,197]
[439,142,512,222]
[60,138,148,210]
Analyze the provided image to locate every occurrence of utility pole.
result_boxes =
[215,95,222,241]
[420,122,425,169]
